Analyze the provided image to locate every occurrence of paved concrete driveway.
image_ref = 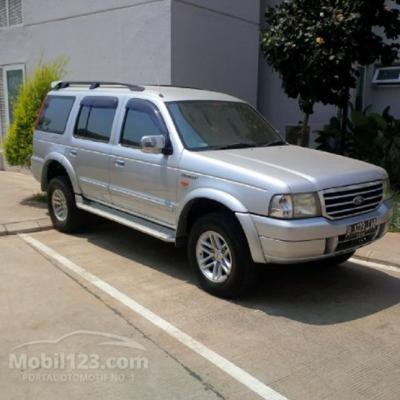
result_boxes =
[1,220,399,400]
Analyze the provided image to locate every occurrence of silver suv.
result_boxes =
[32,81,393,298]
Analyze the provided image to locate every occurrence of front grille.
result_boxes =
[323,181,384,220]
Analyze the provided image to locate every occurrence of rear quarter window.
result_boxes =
[37,96,75,134]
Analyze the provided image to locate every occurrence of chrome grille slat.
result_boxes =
[322,181,383,220]
[325,194,382,208]
[324,186,383,200]
[328,203,379,215]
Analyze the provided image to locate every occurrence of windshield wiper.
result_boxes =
[214,143,255,150]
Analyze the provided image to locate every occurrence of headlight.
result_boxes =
[383,178,392,201]
[269,193,321,219]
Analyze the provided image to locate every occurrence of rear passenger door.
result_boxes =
[109,98,178,227]
[69,96,118,204]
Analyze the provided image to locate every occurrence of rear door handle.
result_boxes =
[69,149,77,157]
[115,159,125,167]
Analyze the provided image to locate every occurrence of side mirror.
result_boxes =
[140,135,166,154]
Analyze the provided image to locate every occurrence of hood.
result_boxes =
[187,145,386,192]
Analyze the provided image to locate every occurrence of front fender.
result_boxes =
[176,188,265,263]
[42,152,81,194]
[177,188,249,218]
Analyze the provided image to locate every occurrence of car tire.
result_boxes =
[324,251,355,266]
[47,176,83,233]
[188,212,256,299]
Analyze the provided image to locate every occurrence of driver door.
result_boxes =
[109,99,178,227]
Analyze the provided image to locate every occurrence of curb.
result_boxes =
[0,218,53,236]
[353,255,400,270]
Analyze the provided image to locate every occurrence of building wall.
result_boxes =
[25,0,172,82]
[1,0,399,144]
[171,0,260,105]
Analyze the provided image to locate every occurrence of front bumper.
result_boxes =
[237,200,393,264]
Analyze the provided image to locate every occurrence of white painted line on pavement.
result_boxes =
[20,233,288,400]
[350,257,400,273]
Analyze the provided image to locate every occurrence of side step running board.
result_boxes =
[75,196,176,243]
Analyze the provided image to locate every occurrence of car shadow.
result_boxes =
[78,219,400,326]
[19,195,48,209]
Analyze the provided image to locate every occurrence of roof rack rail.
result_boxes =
[52,81,145,92]
[146,84,204,90]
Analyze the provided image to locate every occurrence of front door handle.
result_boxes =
[115,159,125,167]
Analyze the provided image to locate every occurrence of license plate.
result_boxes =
[346,218,378,239]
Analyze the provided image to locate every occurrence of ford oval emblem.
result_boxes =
[353,196,365,206]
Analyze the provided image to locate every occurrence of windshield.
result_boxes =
[167,101,285,151]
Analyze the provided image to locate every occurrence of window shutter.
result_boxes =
[8,0,22,25]
[0,0,7,27]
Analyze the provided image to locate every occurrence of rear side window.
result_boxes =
[120,99,167,148]
[37,96,75,134]
[74,96,118,143]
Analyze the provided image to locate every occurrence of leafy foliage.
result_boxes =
[316,106,400,188]
[4,59,66,166]
[260,0,400,147]
[390,193,400,232]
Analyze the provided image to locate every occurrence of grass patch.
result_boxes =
[389,192,400,232]
[32,192,47,203]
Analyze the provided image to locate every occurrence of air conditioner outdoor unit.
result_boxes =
[373,66,400,86]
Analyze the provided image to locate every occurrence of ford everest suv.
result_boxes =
[32,81,393,298]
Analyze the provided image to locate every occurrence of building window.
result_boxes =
[0,0,22,27]
[3,64,25,127]
[372,65,400,86]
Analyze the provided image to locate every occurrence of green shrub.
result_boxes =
[389,193,400,232]
[4,59,67,166]
[316,106,400,189]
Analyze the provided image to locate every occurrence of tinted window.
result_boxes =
[167,101,282,151]
[75,101,117,143]
[37,96,75,134]
[120,100,166,148]
[75,106,90,137]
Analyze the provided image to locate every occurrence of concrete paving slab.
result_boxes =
[0,235,223,400]
[24,224,400,400]
[0,171,52,235]
[356,233,400,268]
[0,171,48,225]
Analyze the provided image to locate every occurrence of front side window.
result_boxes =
[167,101,283,151]
[74,96,118,142]
[120,99,167,148]
[37,96,75,134]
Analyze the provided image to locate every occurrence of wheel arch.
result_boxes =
[41,153,80,194]
[176,189,247,243]
[176,189,266,264]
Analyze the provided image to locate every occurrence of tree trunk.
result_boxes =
[298,112,310,147]
[339,88,350,155]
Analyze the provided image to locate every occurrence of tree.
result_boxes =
[4,58,67,166]
[261,0,400,151]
